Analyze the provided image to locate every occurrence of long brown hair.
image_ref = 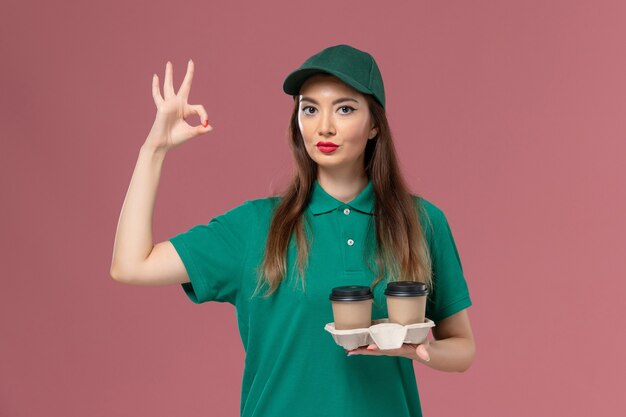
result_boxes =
[253,93,432,298]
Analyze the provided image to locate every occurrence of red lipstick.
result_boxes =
[316,141,338,154]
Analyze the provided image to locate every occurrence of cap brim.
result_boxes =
[282,67,374,98]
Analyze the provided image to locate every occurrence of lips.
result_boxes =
[316,141,338,147]
[316,141,339,154]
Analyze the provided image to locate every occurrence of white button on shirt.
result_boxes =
[343,208,351,215]
[347,239,354,246]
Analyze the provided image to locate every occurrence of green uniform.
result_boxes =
[169,179,472,417]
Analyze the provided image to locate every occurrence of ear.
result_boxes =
[368,126,378,140]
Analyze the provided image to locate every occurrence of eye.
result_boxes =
[338,106,356,115]
[302,106,317,115]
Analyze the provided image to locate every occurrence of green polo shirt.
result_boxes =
[169,179,472,417]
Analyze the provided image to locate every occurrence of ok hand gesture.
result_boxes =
[145,60,213,152]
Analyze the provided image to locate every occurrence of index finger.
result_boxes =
[152,73,164,107]
[177,59,195,99]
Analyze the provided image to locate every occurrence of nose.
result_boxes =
[317,110,336,137]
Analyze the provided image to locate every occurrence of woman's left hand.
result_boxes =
[346,339,431,362]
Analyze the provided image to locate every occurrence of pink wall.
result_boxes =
[2,0,625,415]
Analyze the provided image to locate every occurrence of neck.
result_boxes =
[317,169,369,204]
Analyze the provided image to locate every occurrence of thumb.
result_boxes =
[416,344,430,362]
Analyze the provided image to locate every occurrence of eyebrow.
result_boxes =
[299,96,360,105]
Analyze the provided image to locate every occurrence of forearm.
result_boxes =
[416,337,475,372]
[110,144,167,279]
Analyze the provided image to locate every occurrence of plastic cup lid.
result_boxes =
[329,285,373,301]
[384,281,428,297]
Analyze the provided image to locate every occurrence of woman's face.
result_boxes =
[297,74,377,175]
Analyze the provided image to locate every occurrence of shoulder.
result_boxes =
[225,196,282,227]
[207,197,277,224]
[205,197,281,240]
[240,196,282,215]
[412,195,444,217]
[411,195,446,226]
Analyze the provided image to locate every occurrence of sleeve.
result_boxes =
[168,200,257,306]
[423,204,473,322]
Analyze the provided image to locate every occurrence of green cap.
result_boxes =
[282,44,386,109]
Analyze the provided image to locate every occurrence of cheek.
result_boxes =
[342,121,370,142]
[297,117,309,137]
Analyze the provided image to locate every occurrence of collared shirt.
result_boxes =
[308,179,375,215]
[169,179,472,417]
[305,180,378,286]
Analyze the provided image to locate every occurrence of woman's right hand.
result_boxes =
[144,59,213,152]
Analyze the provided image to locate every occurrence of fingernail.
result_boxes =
[347,352,355,356]
[189,58,193,64]
[203,120,209,127]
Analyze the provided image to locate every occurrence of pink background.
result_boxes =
[2,0,625,415]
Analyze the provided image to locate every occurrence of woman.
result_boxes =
[110,44,475,417]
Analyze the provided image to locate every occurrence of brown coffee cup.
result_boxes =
[384,281,428,325]
[329,286,373,330]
